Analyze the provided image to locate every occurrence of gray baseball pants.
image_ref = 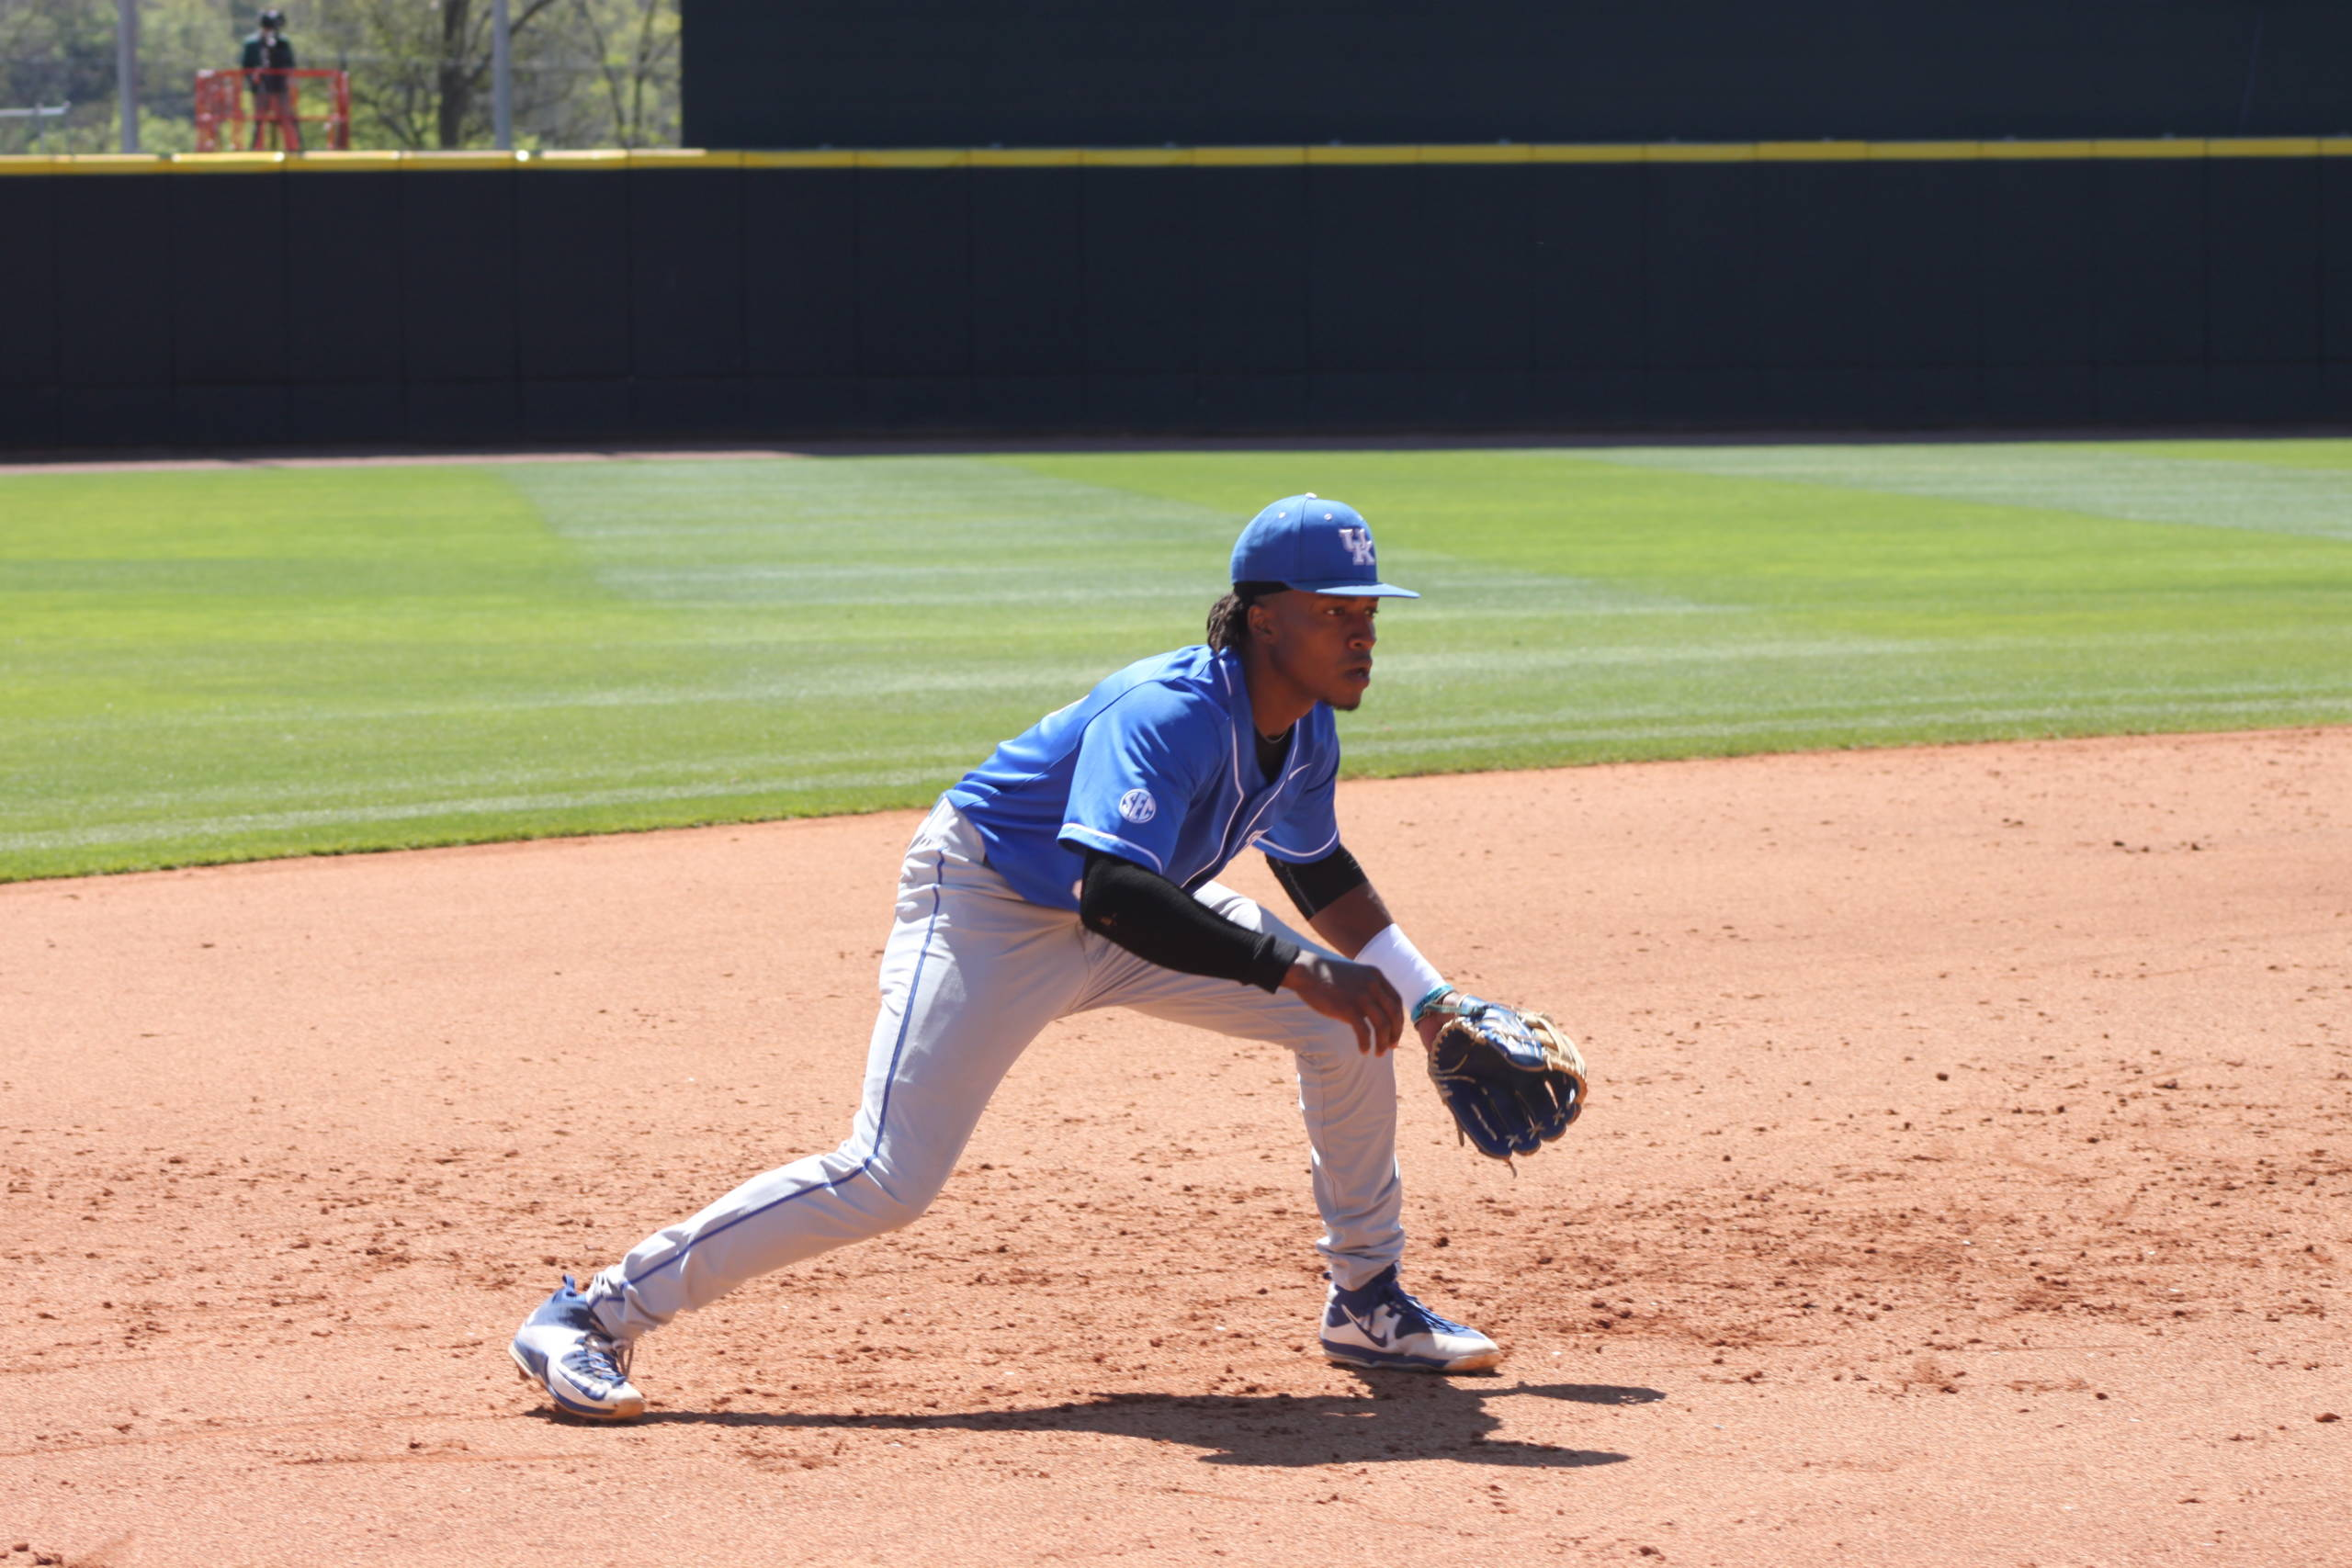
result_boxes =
[586,798,1404,1341]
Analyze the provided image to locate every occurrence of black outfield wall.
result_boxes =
[6,143,2352,450]
[685,0,2352,149]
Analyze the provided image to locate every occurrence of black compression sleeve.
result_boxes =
[1266,844,1369,922]
[1079,850,1299,993]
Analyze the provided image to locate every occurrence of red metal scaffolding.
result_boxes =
[194,69,351,152]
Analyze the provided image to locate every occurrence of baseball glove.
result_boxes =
[1419,992,1588,1162]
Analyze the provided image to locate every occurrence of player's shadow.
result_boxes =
[628,1372,1658,1468]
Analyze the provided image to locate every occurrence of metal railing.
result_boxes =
[0,103,71,152]
[192,70,351,152]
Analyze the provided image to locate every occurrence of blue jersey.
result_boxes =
[944,645,1342,910]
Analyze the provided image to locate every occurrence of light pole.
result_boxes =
[115,0,138,152]
[492,0,513,150]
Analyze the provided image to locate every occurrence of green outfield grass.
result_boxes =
[3,440,2348,882]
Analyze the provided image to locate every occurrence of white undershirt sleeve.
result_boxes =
[1353,923,1449,1019]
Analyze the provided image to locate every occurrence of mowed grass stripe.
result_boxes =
[3,443,2347,881]
[1351,683,2352,748]
[17,681,2332,858]
[1586,442,2352,541]
[0,763,975,855]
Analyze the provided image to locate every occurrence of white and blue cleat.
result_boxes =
[1318,1265,1503,1372]
[510,1275,646,1421]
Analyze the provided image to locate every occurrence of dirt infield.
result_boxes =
[5,729,2346,1568]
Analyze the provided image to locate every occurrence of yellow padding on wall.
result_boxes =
[2091,138,2207,158]
[2,138,2346,175]
[968,148,1076,167]
[2209,138,2324,157]
[1978,141,2097,159]
[1081,147,1193,165]
[531,148,628,165]
[1523,145,1643,164]
[0,152,165,174]
[1306,145,1420,164]
[740,150,857,168]
[625,149,741,168]
[170,152,287,172]
[1418,144,1532,164]
[1643,143,1758,163]
[1756,141,1871,161]
[398,150,516,169]
[854,149,968,167]
[285,150,402,172]
[1193,147,1306,164]
[1870,141,1980,161]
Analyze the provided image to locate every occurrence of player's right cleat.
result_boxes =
[509,1275,646,1421]
[1318,1265,1504,1372]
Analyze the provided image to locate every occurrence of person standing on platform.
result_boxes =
[242,9,300,151]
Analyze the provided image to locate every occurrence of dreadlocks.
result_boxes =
[1204,581,1285,652]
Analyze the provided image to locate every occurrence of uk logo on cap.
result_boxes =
[1227,493,1420,598]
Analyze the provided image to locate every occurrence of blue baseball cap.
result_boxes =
[1229,494,1419,598]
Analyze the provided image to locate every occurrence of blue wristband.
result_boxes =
[1410,984,1457,1022]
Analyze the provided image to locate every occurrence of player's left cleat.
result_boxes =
[509,1275,646,1420]
[1318,1265,1503,1372]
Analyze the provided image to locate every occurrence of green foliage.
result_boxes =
[3,441,2347,882]
[0,0,677,152]
[316,0,679,150]
[0,0,133,151]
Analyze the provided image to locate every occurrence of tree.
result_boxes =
[0,0,680,154]
[322,0,564,149]
[570,0,676,149]
[0,0,123,152]
[312,0,678,150]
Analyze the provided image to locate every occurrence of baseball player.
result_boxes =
[512,495,1510,1420]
